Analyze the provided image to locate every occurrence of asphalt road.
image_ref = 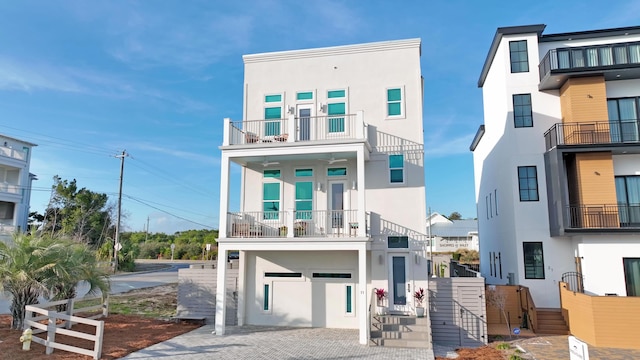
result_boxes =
[0,262,190,315]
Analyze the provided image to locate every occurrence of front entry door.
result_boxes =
[388,254,411,313]
[329,181,346,235]
[297,105,313,141]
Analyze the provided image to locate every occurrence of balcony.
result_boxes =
[544,120,640,151]
[566,204,640,229]
[223,111,367,147]
[0,145,27,162]
[226,209,366,239]
[0,182,20,196]
[538,42,640,90]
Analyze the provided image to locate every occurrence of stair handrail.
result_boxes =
[519,286,537,333]
[368,287,378,343]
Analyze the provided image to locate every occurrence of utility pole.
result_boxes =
[113,150,128,273]
[145,216,150,242]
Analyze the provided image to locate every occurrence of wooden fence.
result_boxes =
[23,296,108,359]
[485,285,536,333]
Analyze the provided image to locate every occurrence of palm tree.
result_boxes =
[0,233,110,329]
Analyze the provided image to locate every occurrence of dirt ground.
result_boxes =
[0,285,201,359]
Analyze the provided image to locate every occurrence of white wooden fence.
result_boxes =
[23,296,108,359]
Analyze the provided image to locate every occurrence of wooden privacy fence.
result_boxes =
[23,296,108,359]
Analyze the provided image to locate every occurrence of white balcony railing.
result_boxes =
[227,209,362,238]
[0,182,20,195]
[224,111,367,146]
[0,146,27,161]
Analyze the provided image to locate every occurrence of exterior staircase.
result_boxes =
[535,308,569,335]
[370,315,431,348]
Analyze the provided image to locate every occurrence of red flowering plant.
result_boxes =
[375,288,387,304]
[414,287,425,307]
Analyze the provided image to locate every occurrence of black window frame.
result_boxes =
[518,166,539,201]
[523,242,545,279]
[623,258,640,296]
[513,94,533,128]
[509,40,529,73]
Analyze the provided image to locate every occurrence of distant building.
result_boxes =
[472,24,640,308]
[0,134,37,243]
[426,212,478,252]
[215,39,430,346]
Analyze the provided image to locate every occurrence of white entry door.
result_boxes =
[328,181,347,235]
[388,254,411,313]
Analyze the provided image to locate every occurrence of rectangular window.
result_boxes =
[387,88,403,117]
[263,169,281,178]
[328,167,347,177]
[295,181,313,220]
[264,94,283,137]
[513,94,533,128]
[389,154,404,183]
[615,176,640,226]
[388,235,409,248]
[0,201,15,219]
[327,89,346,133]
[523,242,545,279]
[518,166,539,201]
[263,183,280,220]
[346,285,353,313]
[607,97,640,143]
[295,168,313,177]
[312,273,352,278]
[265,272,303,278]
[623,258,640,296]
[494,189,498,215]
[489,252,493,276]
[509,40,529,73]
[263,284,270,311]
[265,94,282,103]
[296,91,313,100]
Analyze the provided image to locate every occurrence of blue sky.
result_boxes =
[2,1,639,234]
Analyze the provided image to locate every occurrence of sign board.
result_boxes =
[205,243,212,251]
[568,336,589,360]
[513,327,520,335]
[170,244,176,250]
[114,243,122,251]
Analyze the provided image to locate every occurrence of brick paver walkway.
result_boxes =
[123,325,438,359]
[514,335,640,359]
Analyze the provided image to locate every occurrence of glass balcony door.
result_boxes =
[608,98,639,143]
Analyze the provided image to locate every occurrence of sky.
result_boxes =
[2,1,640,234]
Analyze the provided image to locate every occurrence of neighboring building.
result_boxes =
[0,134,37,243]
[426,212,479,252]
[215,39,429,345]
[472,24,640,308]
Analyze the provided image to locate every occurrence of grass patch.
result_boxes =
[496,342,511,350]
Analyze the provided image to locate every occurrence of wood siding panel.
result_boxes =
[485,285,521,326]
[560,76,608,123]
[560,282,640,349]
[574,153,618,214]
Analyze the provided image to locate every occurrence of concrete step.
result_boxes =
[372,338,432,348]
[374,323,430,332]
[370,330,430,340]
[372,315,430,326]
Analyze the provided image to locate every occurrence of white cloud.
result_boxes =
[0,57,83,93]
[134,143,220,166]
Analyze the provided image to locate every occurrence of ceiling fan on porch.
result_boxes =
[262,158,280,167]
[321,155,348,164]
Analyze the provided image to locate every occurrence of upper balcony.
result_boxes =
[544,120,640,152]
[565,204,640,231]
[538,41,640,90]
[0,145,28,162]
[222,111,368,148]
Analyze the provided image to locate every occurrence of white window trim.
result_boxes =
[326,88,349,113]
[262,282,272,314]
[385,86,406,119]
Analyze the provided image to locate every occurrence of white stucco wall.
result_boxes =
[0,135,36,233]
[577,237,640,296]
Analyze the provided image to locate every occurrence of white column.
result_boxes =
[287,209,295,238]
[218,153,230,237]
[237,250,246,325]
[287,114,296,143]
[223,118,231,146]
[215,245,228,335]
[356,147,366,237]
[355,110,365,139]
[358,245,368,344]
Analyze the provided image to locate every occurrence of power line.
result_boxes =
[125,196,215,229]
[128,158,213,197]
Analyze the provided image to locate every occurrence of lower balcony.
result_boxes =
[226,210,366,238]
[566,204,640,229]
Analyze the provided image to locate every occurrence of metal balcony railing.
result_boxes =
[227,209,362,238]
[566,204,640,229]
[0,146,27,161]
[544,120,640,150]
[225,112,366,146]
[539,41,640,80]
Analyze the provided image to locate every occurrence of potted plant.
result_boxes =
[375,288,387,315]
[414,287,425,318]
[279,226,288,237]
[294,222,307,237]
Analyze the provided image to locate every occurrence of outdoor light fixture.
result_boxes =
[317,182,323,191]
[352,180,357,190]
[378,254,384,265]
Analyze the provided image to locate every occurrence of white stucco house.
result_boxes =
[426,212,478,252]
[0,134,37,243]
[215,39,429,345]
[472,24,640,309]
